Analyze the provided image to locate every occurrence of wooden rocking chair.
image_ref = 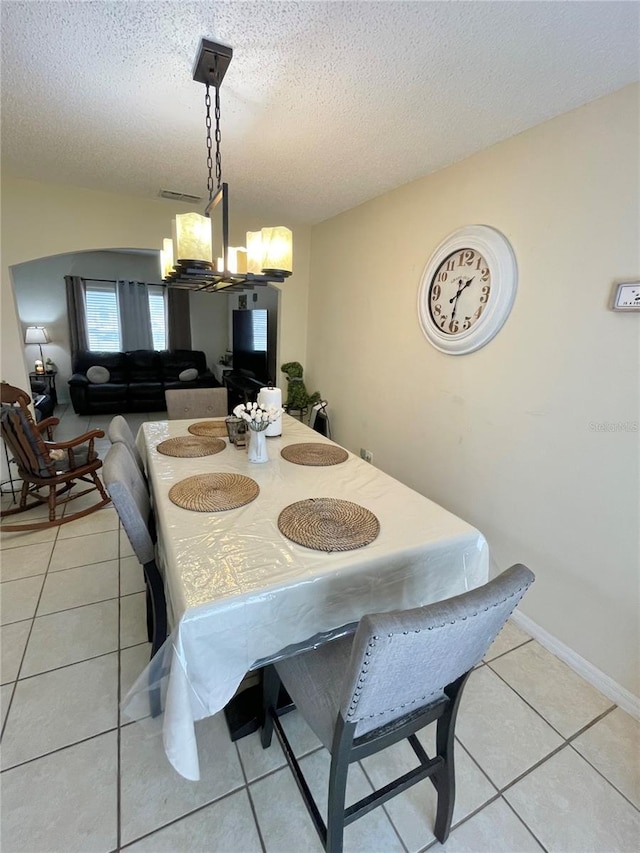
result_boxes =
[0,383,111,531]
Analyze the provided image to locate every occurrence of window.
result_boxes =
[148,286,167,350]
[251,309,268,351]
[84,282,167,351]
[85,283,121,351]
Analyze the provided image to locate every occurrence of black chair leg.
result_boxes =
[143,560,168,718]
[145,586,153,643]
[433,672,470,843]
[144,560,167,658]
[148,642,169,718]
[326,715,353,853]
[261,665,281,748]
[433,712,455,842]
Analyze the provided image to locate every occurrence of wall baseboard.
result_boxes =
[510,610,640,720]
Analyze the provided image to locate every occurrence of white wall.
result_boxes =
[189,291,230,369]
[307,85,640,696]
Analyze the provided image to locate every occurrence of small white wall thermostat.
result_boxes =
[611,281,640,311]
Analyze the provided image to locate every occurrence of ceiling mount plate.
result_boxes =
[192,39,233,87]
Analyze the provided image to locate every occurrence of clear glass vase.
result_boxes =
[247,426,269,463]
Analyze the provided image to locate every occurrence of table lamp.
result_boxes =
[24,326,50,373]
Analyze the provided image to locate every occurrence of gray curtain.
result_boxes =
[167,288,192,350]
[64,275,89,355]
[117,280,153,351]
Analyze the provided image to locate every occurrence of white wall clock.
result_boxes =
[417,225,518,355]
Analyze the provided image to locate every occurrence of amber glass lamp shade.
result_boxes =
[160,238,174,279]
[246,227,292,276]
[172,212,213,267]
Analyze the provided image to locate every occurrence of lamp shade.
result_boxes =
[160,237,174,279]
[172,212,213,266]
[261,226,293,275]
[246,227,293,276]
[24,326,50,345]
[228,247,247,275]
[246,231,263,274]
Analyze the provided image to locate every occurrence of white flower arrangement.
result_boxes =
[233,401,284,431]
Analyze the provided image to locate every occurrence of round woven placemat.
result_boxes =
[169,473,259,512]
[278,498,379,552]
[280,443,348,466]
[188,420,229,438]
[156,436,225,457]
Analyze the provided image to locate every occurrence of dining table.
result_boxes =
[124,414,489,781]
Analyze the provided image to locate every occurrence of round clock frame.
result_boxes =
[417,225,518,355]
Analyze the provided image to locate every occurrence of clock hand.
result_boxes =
[449,279,464,304]
[449,277,474,303]
[450,277,474,320]
[449,279,465,319]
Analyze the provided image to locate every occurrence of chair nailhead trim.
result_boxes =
[345,581,532,721]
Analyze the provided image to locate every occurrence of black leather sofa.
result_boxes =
[68,349,220,415]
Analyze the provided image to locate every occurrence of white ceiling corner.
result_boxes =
[1,1,638,225]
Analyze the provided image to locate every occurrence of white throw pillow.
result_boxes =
[178,368,198,382]
[86,365,110,384]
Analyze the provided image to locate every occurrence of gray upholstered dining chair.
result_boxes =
[107,414,144,474]
[261,563,535,852]
[103,443,167,668]
[165,387,228,420]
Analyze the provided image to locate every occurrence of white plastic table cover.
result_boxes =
[124,415,488,780]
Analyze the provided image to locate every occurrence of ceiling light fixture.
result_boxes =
[162,39,293,292]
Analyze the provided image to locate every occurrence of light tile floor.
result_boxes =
[1,407,639,852]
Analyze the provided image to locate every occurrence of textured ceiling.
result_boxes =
[1,1,638,224]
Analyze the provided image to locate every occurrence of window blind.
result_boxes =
[148,286,167,351]
[252,310,268,351]
[85,283,121,351]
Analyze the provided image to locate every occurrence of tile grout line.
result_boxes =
[409,738,504,851]
[1,725,120,774]
[116,521,123,852]
[26,587,145,622]
[417,790,505,851]
[566,704,617,742]
[461,699,636,817]
[118,783,248,850]
[483,635,534,664]
[500,794,550,851]
[0,520,60,742]
[234,740,268,853]
[455,735,501,795]
[356,758,410,853]
[239,741,325,786]
[484,656,637,810]
[497,739,576,797]
[566,738,640,814]
[10,646,120,684]
[486,659,609,743]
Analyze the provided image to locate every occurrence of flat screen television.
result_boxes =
[232,310,269,384]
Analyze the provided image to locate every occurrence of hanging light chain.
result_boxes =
[213,57,222,191]
[204,55,223,199]
[205,84,214,200]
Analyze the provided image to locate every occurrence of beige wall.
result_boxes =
[308,85,640,695]
[0,178,311,398]
[188,291,230,370]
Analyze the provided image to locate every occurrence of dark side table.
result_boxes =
[29,370,57,406]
